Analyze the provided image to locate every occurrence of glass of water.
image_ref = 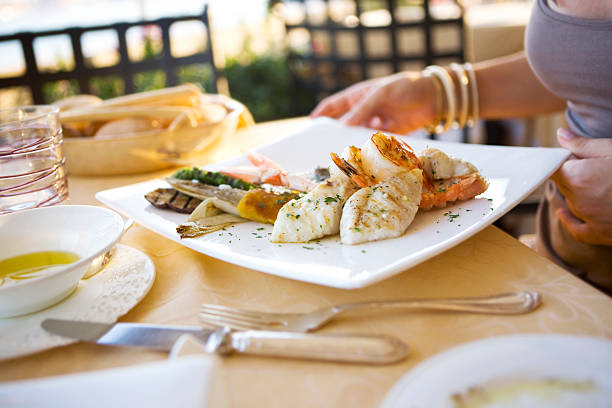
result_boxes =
[0,106,68,214]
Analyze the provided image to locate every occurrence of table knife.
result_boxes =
[41,318,408,364]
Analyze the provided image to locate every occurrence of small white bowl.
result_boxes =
[0,205,124,318]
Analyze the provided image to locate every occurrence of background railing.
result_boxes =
[0,5,220,105]
[283,0,465,99]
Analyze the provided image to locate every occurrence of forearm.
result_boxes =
[474,52,566,119]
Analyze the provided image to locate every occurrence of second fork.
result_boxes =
[200,291,541,332]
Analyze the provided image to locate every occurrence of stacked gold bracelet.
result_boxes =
[422,63,479,134]
[464,62,479,127]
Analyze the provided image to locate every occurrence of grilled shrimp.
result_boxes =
[333,132,487,210]
[220,152,316,192]
[330,139,423,244]
[418,147,488,210]
[361,131,424,181]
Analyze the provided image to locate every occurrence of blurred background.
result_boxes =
[0,0,541,122]
[0,0,560,236]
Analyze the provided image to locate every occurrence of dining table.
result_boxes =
[1,117,611,408]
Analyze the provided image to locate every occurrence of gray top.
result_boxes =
[525,0,612,138]
[527,1,612,293]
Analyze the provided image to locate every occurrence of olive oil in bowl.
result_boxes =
[0,251,80,287]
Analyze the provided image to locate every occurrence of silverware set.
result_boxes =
[42,291,540,365]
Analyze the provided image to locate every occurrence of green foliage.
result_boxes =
[42,80,79,103]
[134,70,166,93]
[223,54,315,122]
[89,76,125,100]
[143,35,161,60]
[176,64,214,92]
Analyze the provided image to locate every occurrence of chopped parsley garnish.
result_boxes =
[324,196,338,204]
[444,212,460,222]
[302,246,314,250]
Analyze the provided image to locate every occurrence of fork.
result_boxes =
[200,291,541,332]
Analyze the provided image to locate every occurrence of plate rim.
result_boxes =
[381,333,612,408]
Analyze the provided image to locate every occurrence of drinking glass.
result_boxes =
[0,106,68,214]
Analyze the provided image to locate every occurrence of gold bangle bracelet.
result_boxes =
[449,63,469,129]
[423,65,456,133]
[463,62,479,127]
[422,71,444,134]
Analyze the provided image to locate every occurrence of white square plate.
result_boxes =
[96,118,569,289]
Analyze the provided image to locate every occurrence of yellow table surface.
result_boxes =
[2,117,610,407]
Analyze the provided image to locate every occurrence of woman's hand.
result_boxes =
[310,72,437,134]
[552,128,612,246]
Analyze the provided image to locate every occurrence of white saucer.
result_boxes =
[0,244,155,361]
[381,334,612,408]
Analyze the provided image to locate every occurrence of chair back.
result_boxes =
[0,6,220,104]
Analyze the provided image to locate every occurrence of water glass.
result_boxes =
[0,106,68,214]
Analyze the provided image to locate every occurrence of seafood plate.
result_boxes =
[96,118,569,288]
[145,131,488,246]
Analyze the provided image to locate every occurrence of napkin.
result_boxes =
[0,351,225,408]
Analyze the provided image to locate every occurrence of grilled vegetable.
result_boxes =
[166,178,246,216]
[187,198,222,221]
[172,167,257,191]
[237,189,301,224]
[144,188,202,213]
[177,214,246,238]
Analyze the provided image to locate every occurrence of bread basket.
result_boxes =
[60,90,253,176]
